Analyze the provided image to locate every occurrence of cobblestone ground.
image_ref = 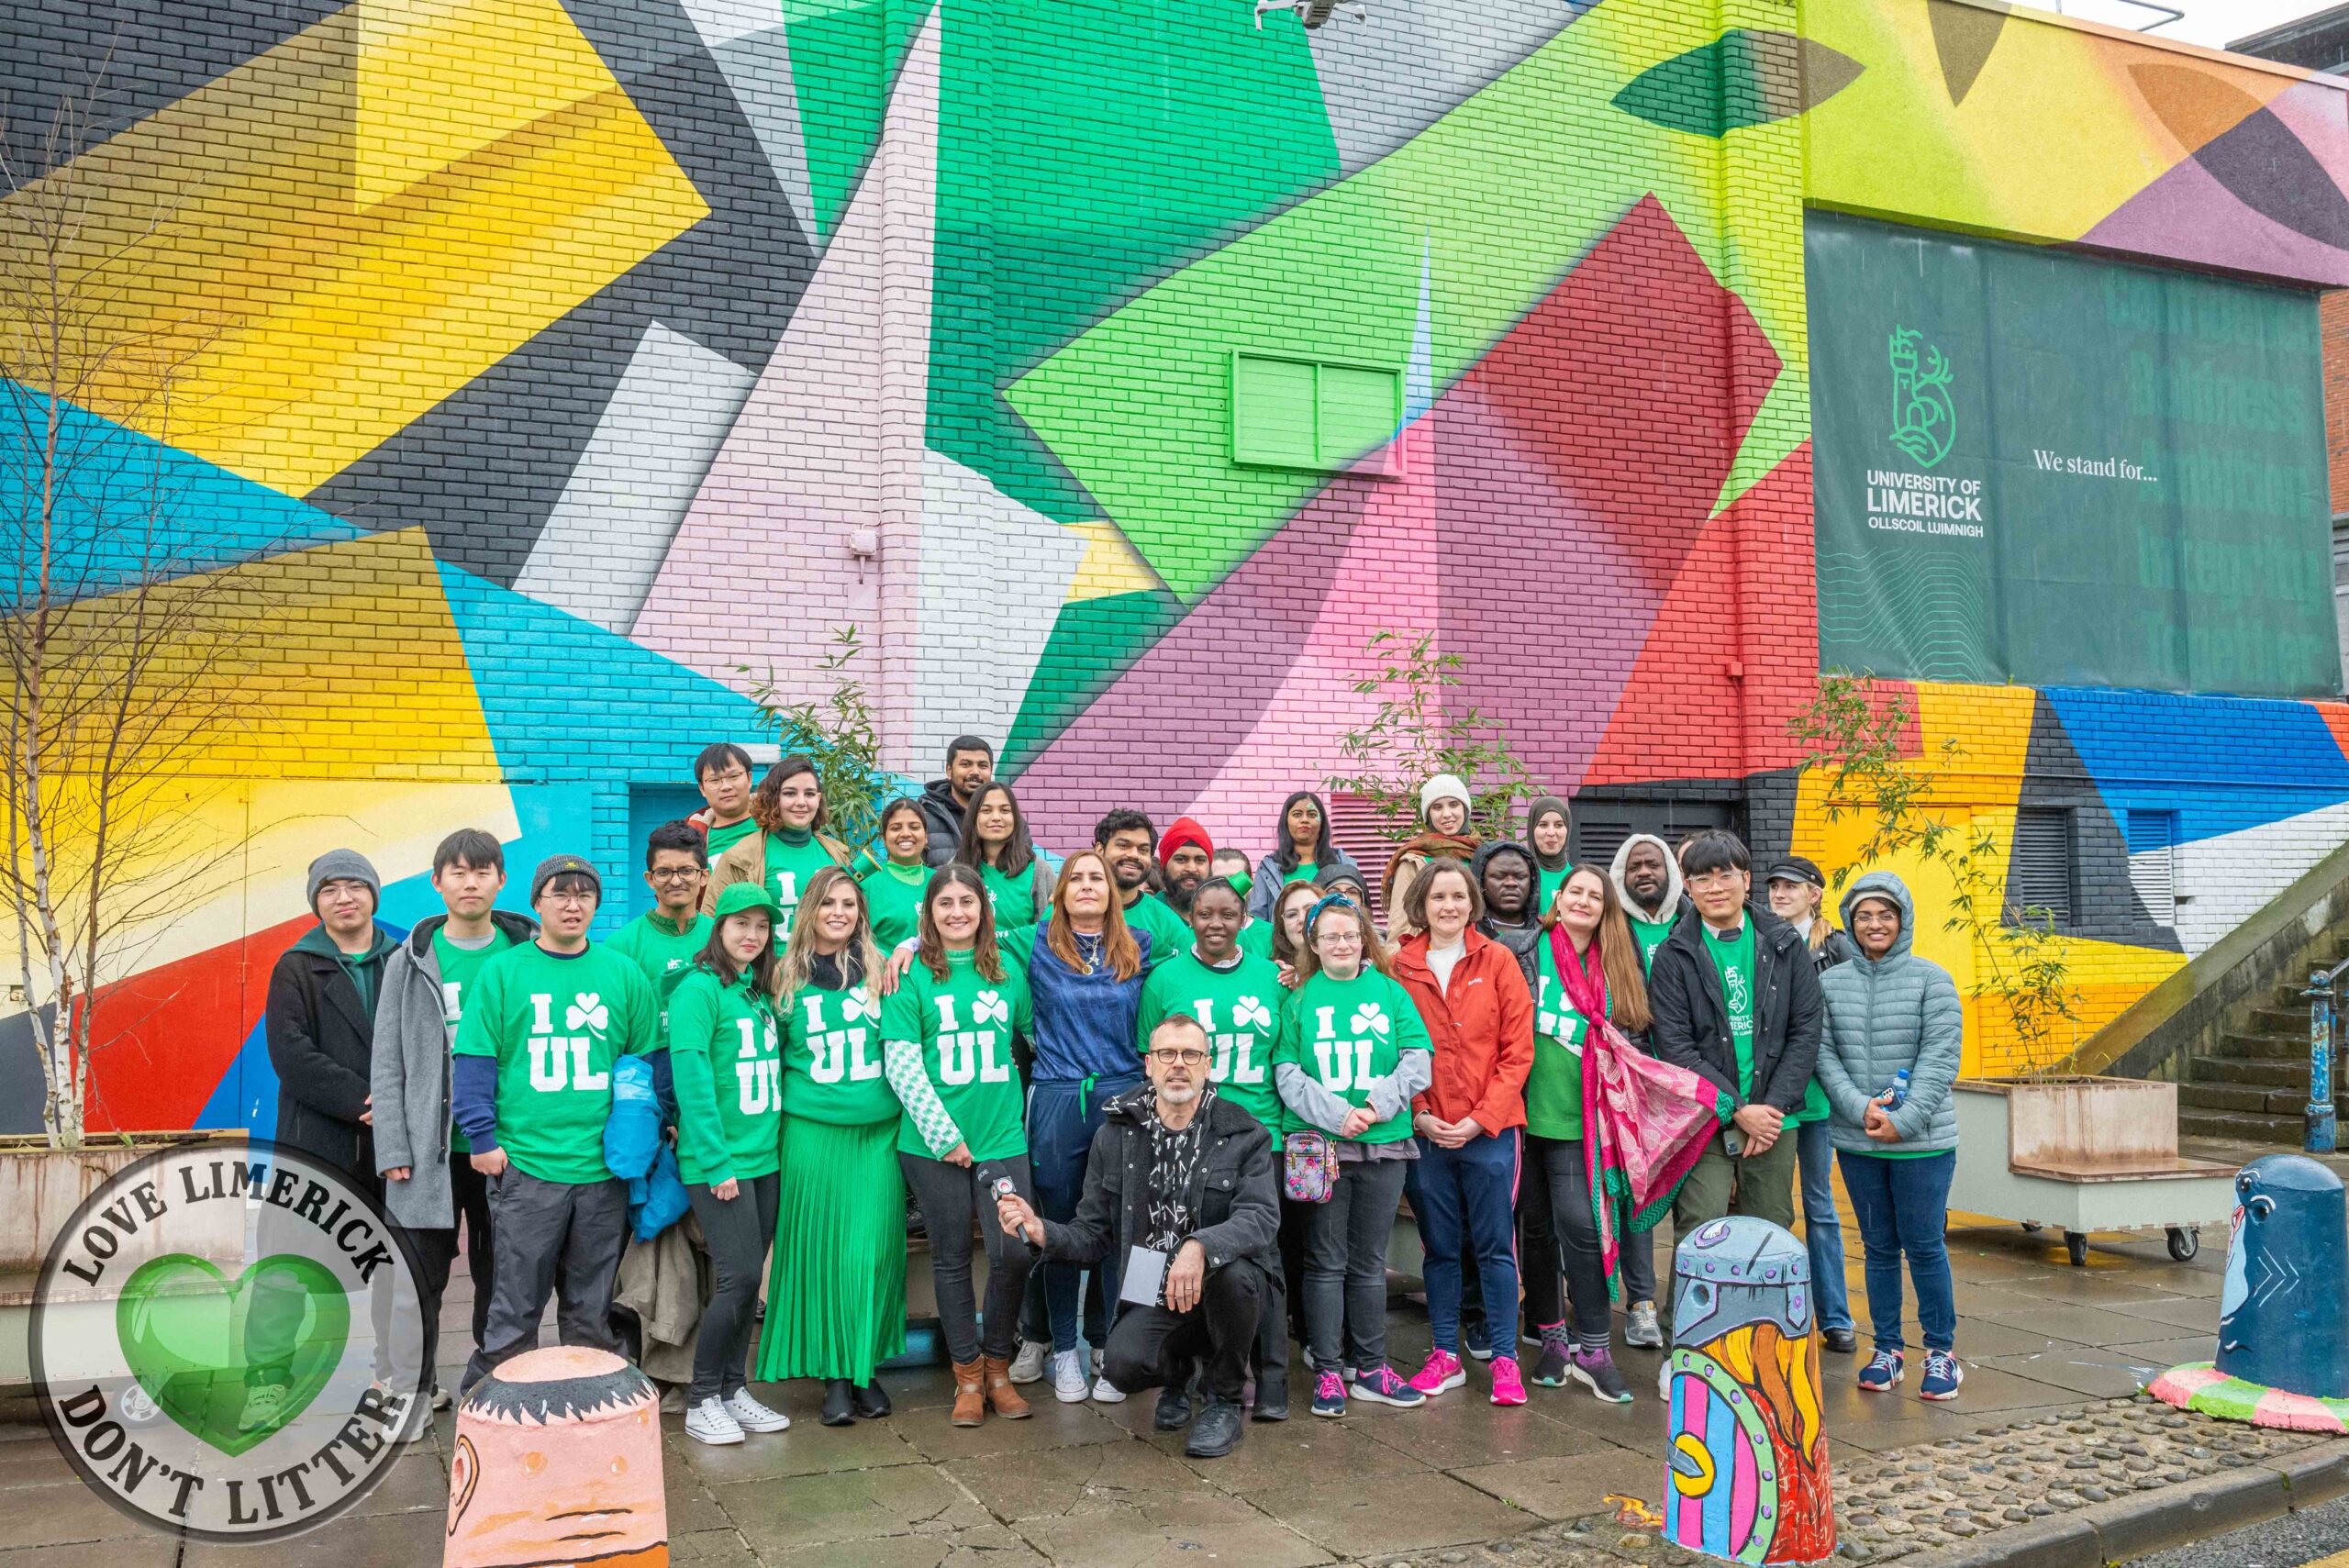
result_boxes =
[1346,1397,2326,1568]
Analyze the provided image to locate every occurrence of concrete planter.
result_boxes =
[1965,1075,2182,1172]
[1950,1078,2232,1265]
[0,1130,242,1272]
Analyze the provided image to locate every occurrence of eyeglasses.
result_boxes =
[648,866,705,883]
[1851,909,1902,927]
[1686,870,1744,891]
[543,891,597,907]
[1149,1048,1208,1067]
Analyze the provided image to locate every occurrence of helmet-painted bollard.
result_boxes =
[1663,1218,1835,1565]
[2152,1155,2349,1430]
[446,1347,667,1567]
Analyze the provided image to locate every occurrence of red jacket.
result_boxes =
[1393,929,1535,1135]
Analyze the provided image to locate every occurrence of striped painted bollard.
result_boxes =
[1664,1217,1835,1565]
[446,1347,667,1567]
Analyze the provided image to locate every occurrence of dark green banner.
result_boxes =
[1807,213,2335,698]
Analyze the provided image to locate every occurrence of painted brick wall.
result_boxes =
[8,0,2349,1127]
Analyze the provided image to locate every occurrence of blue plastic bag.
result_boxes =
[629,1143,691,1241]
[604,1053,662,1181]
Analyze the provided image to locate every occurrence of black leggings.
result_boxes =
[899,1152,1037,1364]
[1518,1135,1613,1343]
[687,1174,780,1402]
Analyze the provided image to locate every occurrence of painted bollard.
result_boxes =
[1663,1217,1834,1565]
[2152,1155,2349,1430]
[446,1347,668,1568]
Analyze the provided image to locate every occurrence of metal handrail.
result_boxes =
[2304,956,2349,1151]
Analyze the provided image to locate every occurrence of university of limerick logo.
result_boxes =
[1887,326,1954,469]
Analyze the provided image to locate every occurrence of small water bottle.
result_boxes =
[1882,1067,1911,1111]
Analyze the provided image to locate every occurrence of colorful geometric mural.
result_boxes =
[4,0,2348,1130]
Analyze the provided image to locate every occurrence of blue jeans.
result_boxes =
[1798,1118,1854,1333]
[1414,1130,1522,1357]
[1837,1149,1956,1354]
[1029,1074,1139,1352]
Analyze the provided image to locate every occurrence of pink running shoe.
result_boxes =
[1409,1348,1466,1396]
[1489,1355,1528,1407]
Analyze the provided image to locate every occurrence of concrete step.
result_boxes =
[2180,1107,2311,1144]
[2189,1056,2303,1089]
[2177,1082,2341,1118]
[2251,1006,2319,1037]
[2225,1031,2324,1061]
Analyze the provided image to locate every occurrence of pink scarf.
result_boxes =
[1546,923,1723,1296]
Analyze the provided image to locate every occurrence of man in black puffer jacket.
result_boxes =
[996,1016,1278,1457]
[1647,830,1824,1233]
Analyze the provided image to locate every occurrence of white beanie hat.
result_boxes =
[1419,773,1472,823]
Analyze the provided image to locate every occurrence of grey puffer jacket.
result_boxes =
[1815,872,1962,1156]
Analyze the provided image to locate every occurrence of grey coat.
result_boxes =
[1814,872,1962,1156]
[371,909,538,1227]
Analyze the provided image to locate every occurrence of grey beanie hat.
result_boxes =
[306,849,381,913]
[530,853,603,905]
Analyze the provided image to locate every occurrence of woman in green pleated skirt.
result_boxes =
[759,867,908,1425]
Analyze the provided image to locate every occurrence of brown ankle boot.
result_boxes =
[983,1355,1031,1419]
[950,1359,986,1427]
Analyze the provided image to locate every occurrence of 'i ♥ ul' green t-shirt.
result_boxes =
[665,965,782,1186]
[1136,949,1286,1135]
[452,942,662,1184]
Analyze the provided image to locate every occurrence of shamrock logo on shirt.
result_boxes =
[1350,1003,1387,1035]
[841,987,874,1023]
[566,994,608,1031]
[973,990,1010,1027]
[1232,995,1273,1029]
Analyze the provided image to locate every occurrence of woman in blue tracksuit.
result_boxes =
[997,846,1161,1405]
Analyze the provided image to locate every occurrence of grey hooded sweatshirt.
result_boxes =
[1814,872,1963,1156]
[1608,832,1687,971]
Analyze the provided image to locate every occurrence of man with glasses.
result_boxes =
[691,744,760,859]
[607,820,715,1031]
[996,1017,1278,1458]
[1645,829,1824,1231]
[454,855,663,1394]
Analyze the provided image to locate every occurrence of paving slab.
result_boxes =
[709,1463,991,1553]
[942,1436,1213,1521]
[1252,1465,1542,1556]
[1452,1447,1667,1520]
[1014,1491,1332,1568]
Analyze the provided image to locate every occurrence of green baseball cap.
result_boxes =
[712,882,783,920]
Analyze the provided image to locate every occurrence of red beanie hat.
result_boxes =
[1158,816,1213,866]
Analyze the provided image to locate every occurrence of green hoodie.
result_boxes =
[295,922,399,1018]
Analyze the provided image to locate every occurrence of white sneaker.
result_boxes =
[685,1396,745,1445]
[1051,1350,1089,1404]
[430,1383,452,1411]
[395,1394,434,1446]
[237,1383,288,1434]
[1008,1339,1049,1385]
[725,1388,791,1433]
[1088,1350,1126,1403]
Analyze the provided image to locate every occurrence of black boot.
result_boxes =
[1153,1383,1193,1431]
[820,1380,856,1427]
[1186,1398,1244,1457]
[1252,1367,1289,1422]
[852,1379,891,1419]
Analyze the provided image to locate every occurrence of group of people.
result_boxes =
[255,733,1968,1463]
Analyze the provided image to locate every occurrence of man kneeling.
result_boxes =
[997,1016,1278,1457]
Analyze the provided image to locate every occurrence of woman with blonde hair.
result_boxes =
[759,866,906,1427]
